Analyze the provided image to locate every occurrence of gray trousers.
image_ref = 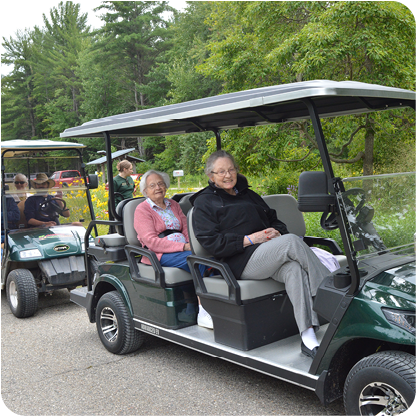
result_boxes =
[240,234,330,334]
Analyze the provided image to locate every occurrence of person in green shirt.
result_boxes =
[113,160,136,206]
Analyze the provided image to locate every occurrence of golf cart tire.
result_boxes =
[6,269,38,318]
[343,350,415,416]
[96,291,145,355]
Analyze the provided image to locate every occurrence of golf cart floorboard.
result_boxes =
[133,317,326,390]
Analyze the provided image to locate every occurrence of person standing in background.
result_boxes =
[113,160,136,206]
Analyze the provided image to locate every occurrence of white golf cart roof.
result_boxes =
[1,139,86,157]
[60,80,415,139]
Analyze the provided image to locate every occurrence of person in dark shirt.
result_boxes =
[1,194,20,256]
[24,173,70,227]
[191,150,332,359]
[1,195,20,231]
[113,160,136,206]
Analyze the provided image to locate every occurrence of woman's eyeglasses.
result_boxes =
[211,168,237,177]
[14,181,26,185]
[147,181,166,190]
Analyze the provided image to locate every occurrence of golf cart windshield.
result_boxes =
[341,172,415,260]
[2,141,94,229]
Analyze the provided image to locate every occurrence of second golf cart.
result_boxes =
[1,139,99,318]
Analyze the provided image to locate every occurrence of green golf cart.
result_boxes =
[1,140,99,318]
[62,80,415,415]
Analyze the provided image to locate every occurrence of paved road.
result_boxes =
[1,290,345,416]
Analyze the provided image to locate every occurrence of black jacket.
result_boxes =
[190,175,289,278]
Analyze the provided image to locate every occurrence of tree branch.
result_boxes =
[269,121,366,164]
[268,147,314,162]
[329,151,365,164]
[329,124,366,157]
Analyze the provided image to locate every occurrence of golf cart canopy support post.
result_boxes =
[103,131,121,223]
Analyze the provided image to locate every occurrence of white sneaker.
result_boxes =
[197,306,213,329]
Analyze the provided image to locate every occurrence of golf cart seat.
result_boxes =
[187,207,299,351]
[119,198,193,287]
[89,197,149,260]
[178,193,193,215]
[262,194,347,268]
[88,199,137,262]
[16,200,28,228]
[90,197,193,287]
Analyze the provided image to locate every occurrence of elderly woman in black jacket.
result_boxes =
[190,150,331,359]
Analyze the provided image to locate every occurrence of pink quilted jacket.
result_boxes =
[133,199,189,265]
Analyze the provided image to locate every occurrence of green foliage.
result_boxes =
[197,1,415,176]
[153,132,214,175]
[1,0,415,179]
[271,1,416,88]
[162,1,223,103]
[249,171,300,196]
[89,1,174,110]
[1,29,40,139]
[35,1,90,137]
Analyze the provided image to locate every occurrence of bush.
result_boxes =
[249,170,300,196]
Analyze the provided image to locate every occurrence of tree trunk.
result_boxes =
[363,116,375,176]
[134,84,139,111]
[28,95,36,138]
[137,137,145,157]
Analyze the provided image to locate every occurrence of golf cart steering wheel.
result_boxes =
[320,188,367,231]
[38,198,67,218]
[342,188,367,214]
[320,211,339,230]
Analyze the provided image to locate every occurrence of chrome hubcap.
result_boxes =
[8,280,18,309]
[100,307,118,342]
[359,382,409,415]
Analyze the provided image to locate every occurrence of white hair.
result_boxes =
[14,173,28,183]
[205,150,238,177]
[139,170,170,197]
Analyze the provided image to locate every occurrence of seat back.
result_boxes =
[17,200,28,228]
[262,194,306,236]
[179,194,193,215]
[122,197,193,287]
[187,208,212,258]
[122,197,146,245]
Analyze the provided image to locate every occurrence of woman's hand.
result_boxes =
[183,243,191,252]
[244,228,281,247]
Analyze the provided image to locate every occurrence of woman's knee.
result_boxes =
[273,260,302,284]
[282,233,304,245]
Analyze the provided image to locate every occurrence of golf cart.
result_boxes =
[1,140,99,318]
[61,80,415,415]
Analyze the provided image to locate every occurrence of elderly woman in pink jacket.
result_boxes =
[134,170,212,329]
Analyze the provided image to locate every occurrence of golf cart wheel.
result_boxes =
[6,269,38,318]
[344,351,415,416]
[95,291,145,355]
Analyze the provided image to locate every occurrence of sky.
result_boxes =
[0,0,188,74]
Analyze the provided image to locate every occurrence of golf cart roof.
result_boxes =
[1,139,86,157]
[60,80,415,139]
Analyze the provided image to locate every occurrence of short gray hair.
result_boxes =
[14,173,28,183]
[204,150,238,177]
[139,170,170,197]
